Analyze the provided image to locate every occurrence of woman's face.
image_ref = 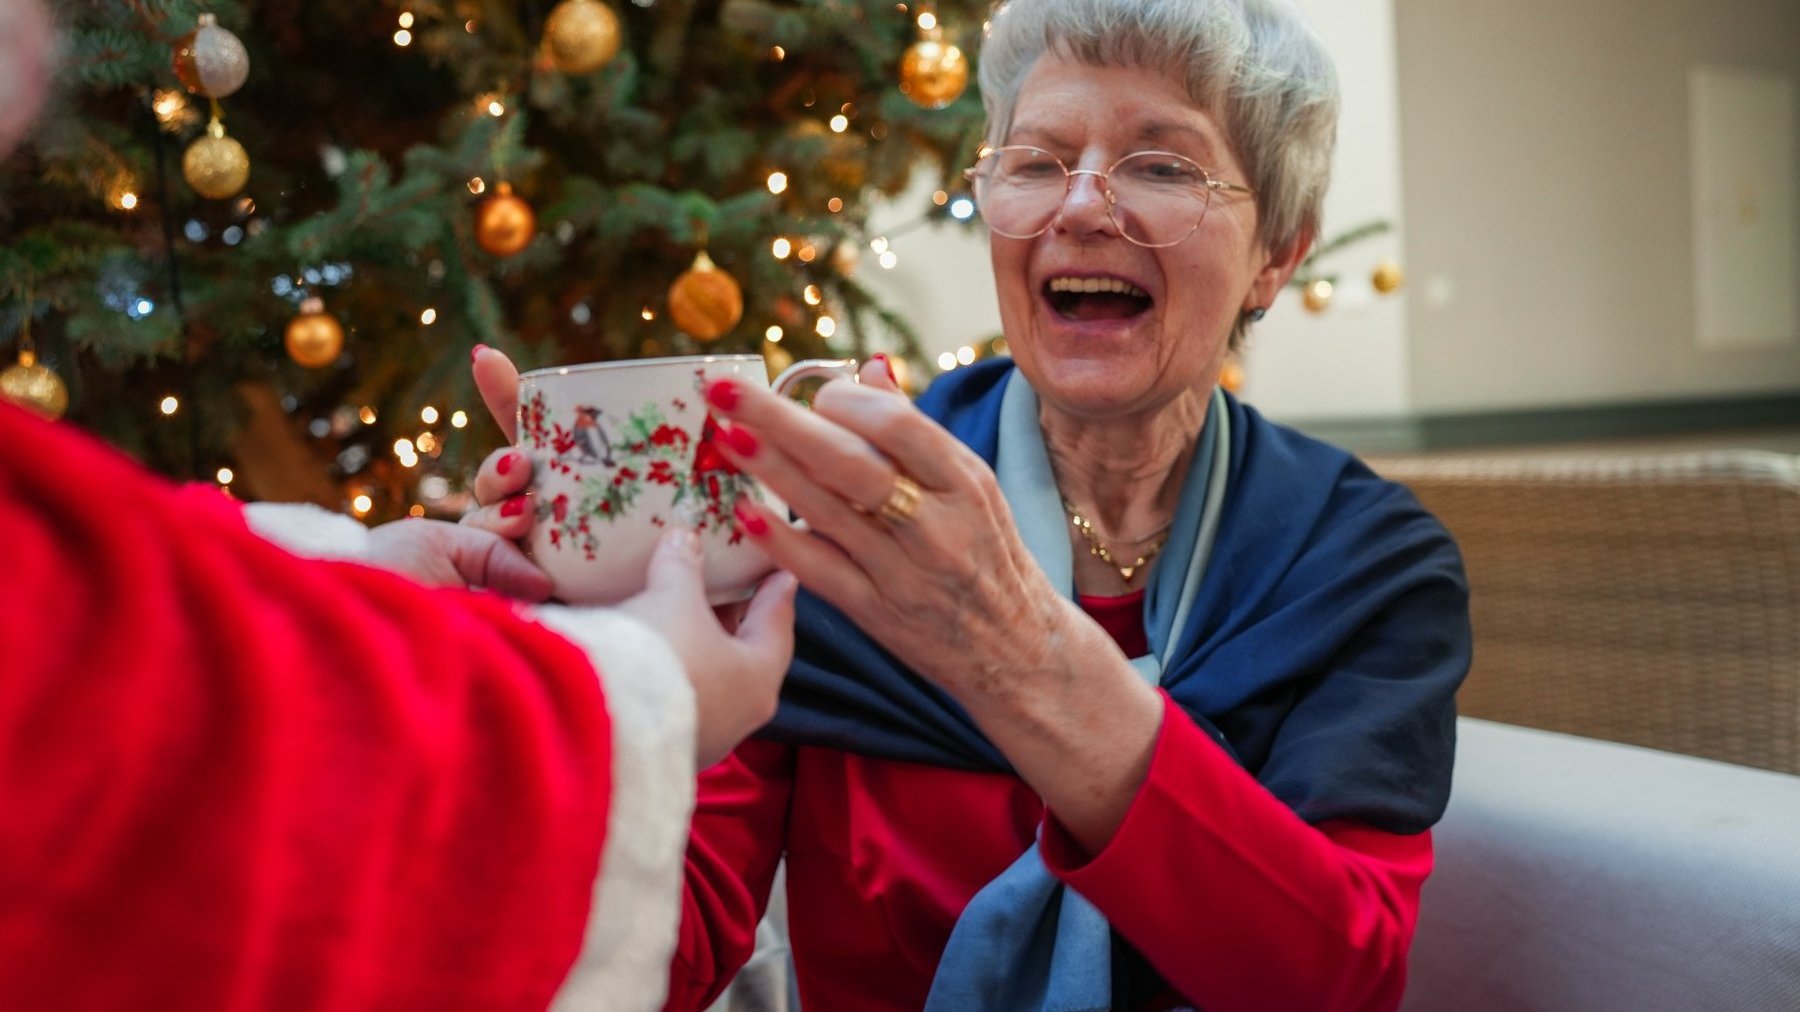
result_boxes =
[989,53,1300,420]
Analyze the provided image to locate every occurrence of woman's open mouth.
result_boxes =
[1044,276,1153,322]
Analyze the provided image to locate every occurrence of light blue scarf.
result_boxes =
[923,371,1230,1011]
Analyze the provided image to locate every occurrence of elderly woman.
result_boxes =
[471,0,1469,1008]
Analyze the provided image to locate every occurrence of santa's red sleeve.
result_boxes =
[0,401,697,1011]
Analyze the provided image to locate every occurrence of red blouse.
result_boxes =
[668,591,1433,1012]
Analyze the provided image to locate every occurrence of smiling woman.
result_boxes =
[456,2,1474,1010]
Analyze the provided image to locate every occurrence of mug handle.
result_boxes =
[770,358,859,400]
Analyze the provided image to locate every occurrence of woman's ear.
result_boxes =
[1244,228,1316,314]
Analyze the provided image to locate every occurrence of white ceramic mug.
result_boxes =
[517,353,856,604]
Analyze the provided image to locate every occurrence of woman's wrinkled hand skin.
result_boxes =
[702,367,1096,712]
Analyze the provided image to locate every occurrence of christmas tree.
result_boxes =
[1,0,986,518]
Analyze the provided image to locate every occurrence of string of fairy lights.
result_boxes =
[2,2,984,514]
[5,1,1399,517]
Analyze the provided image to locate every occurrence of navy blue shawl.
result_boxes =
[760,359,1470,835]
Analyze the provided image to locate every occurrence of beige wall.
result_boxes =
[1396,0,1800,413]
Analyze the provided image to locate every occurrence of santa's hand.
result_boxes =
[368,518,552,601]
[619,527,797,768]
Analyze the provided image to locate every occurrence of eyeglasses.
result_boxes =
[962,145,1256,248]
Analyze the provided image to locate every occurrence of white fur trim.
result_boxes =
[536,607,697,1012]
[241,502,372,561]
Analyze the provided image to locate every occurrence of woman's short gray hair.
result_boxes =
[979,0,1338,256]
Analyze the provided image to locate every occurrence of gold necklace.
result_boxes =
[1061,498,1173,585]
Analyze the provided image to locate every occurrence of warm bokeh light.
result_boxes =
[159,395,179,415]
[216,467,234,484]
[420,308,437,325]
[767,172,788,195]
[772,237,792,259]
[450,410,469,429]
[421,406,439,424]
[765,326,784,342]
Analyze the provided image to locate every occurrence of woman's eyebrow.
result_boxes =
[1138,121,1221,158]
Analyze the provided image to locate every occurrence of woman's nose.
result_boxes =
[1053,170,1119,237]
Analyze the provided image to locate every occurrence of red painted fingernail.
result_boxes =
[705,378,740,411]
[734,500,769,537]
[496,451,514,475]
[722,423,758,457]
[501,496,526,518]
[471,343,489,363]
[871,352,897,384]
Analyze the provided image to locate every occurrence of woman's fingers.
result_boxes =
[861,353,901,393]
[472,344,522,441]
[808,378,975,494]
[472,445,532,506]
[462,446,535,538]
[732,498,876,614]
[707,377,939,515]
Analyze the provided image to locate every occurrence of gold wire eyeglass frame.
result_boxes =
[962,145,1256,248]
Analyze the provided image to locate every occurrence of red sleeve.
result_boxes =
[665,737,797,1011]
[1040,692,1431,1012]
[0,405,614,1009]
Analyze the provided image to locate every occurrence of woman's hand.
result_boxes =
[618,528,799,768]
[460,345,535,542]
[704,372,1095,711]
[704,369,1164,852]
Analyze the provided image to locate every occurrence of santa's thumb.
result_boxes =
[639,526,706,607]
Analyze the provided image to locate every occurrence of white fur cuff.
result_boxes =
[241,501,372,561]
[535,607,698,1012]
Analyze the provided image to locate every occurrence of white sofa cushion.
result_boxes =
[1404,718,1800,1010]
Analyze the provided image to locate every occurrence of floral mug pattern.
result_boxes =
[517,354,855,604]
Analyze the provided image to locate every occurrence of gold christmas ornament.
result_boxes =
[543,0,622,75]
[1302,278,1334,314]
[1,347,69,420]
[899,37,969,109]
[172,13,250,99]
[474,182,537,258]
[182,119,250,199]
[1371,259,1405,295]
[668,251,744,342]
[285,297,345,368]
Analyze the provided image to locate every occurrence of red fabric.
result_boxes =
[668,595,1431,1012]
[1079,588,1150,659]
[0,403,615,1010]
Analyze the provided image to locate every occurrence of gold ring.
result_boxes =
[877,473,923,526]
